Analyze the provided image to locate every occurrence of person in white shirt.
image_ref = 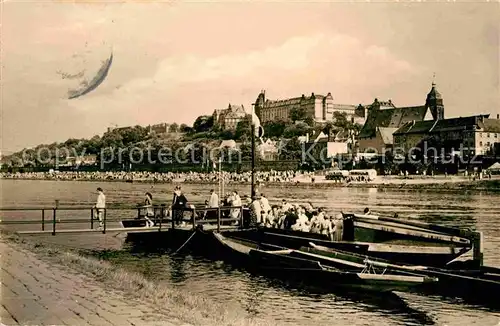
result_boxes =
[207,189,219,219]
[230,191,242,221]
[250,195,263,226]
[309,211,323,234]
[291,207,310,232]
[94,187,106,229]
[260,194,272,225]
[208,189,219,208]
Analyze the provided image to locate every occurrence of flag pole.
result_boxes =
[251,123,256,198]
[218,156,222,202]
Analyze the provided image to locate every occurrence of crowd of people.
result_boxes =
[247,196,347,241]
[148,185,349,241]
[0,170,310,184]
[88,183,358,242]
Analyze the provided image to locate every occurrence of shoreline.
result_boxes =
[2,176,500,193]
[0,231,273,326]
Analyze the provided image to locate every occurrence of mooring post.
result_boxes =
[41,209,45,231]
[192,208,196,231]
[52,208,56,236]
[472,231,484,267]
[158,208,163,232]
[102,208,107,234]
[217,207,221,232]
[240,206,244,229]
[90,208,94,229]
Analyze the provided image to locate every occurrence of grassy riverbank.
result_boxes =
[1,231,273,326]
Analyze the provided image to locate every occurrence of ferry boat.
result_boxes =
[225,212,481,268]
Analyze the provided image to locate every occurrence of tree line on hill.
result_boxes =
[2,109,362,169]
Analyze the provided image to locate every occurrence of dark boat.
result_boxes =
[213,233,438,293]
[305,242,500,307]
[227,212,482,268]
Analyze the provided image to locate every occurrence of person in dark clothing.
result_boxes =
[172,186,188,225]
[342,215,355,241]
[283,211,298,230]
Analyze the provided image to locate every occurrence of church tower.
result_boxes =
[425,80,444,120]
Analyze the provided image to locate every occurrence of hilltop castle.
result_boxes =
[254,90,367,125]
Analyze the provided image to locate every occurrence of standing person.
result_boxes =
[93,187,106,229]
[230,191,242,224]
[249,195,262,227]
[330,213,344,241]
[143,192,155,227]
[260,194,272,225]
[208,189,219,208]
[172,186,188,225]
[207,189,219,219]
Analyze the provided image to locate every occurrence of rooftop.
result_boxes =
[359,105,430,139]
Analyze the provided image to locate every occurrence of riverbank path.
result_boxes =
[0,239,186,326]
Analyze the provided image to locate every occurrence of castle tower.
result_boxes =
[425,79,444,120]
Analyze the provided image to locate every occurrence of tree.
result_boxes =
[283,122,312,138]
[238,142,252,161]
[235,115,252,140]
[290,107,314,126]
[280,138,302,160]
[180,124,192,133]
[193,115,214,133]
[263,120,287,138]
[101,131,124,148]
[219,129,235,140]
[332,112,350,129]
[120,125,149,145]
[169,123,179,133]
[290,107,307,122]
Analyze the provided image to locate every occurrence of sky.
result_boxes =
[1,0,499,153]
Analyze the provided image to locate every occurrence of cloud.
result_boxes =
[71,32,417,105]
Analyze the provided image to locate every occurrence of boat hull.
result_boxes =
[213,233,436,293]
[226,227,470,267]
[248,248,436,293]
[303,242,500,308]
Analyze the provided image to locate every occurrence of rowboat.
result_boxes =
[229,212,482,268]
[213,233,438,293]
[304,241,500,307]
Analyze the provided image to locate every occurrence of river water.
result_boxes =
[1,179,500,326]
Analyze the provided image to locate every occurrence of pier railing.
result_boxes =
[0,204,246,235]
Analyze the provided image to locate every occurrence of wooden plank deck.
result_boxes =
[16,224,239,235]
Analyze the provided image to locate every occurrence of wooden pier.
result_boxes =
[15,224,240,235]
[0,204,246,236]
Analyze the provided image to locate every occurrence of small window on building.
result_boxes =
[487,133,490,138]
[480,141,483,146]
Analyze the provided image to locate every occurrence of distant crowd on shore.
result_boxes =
[0,170,309,184]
